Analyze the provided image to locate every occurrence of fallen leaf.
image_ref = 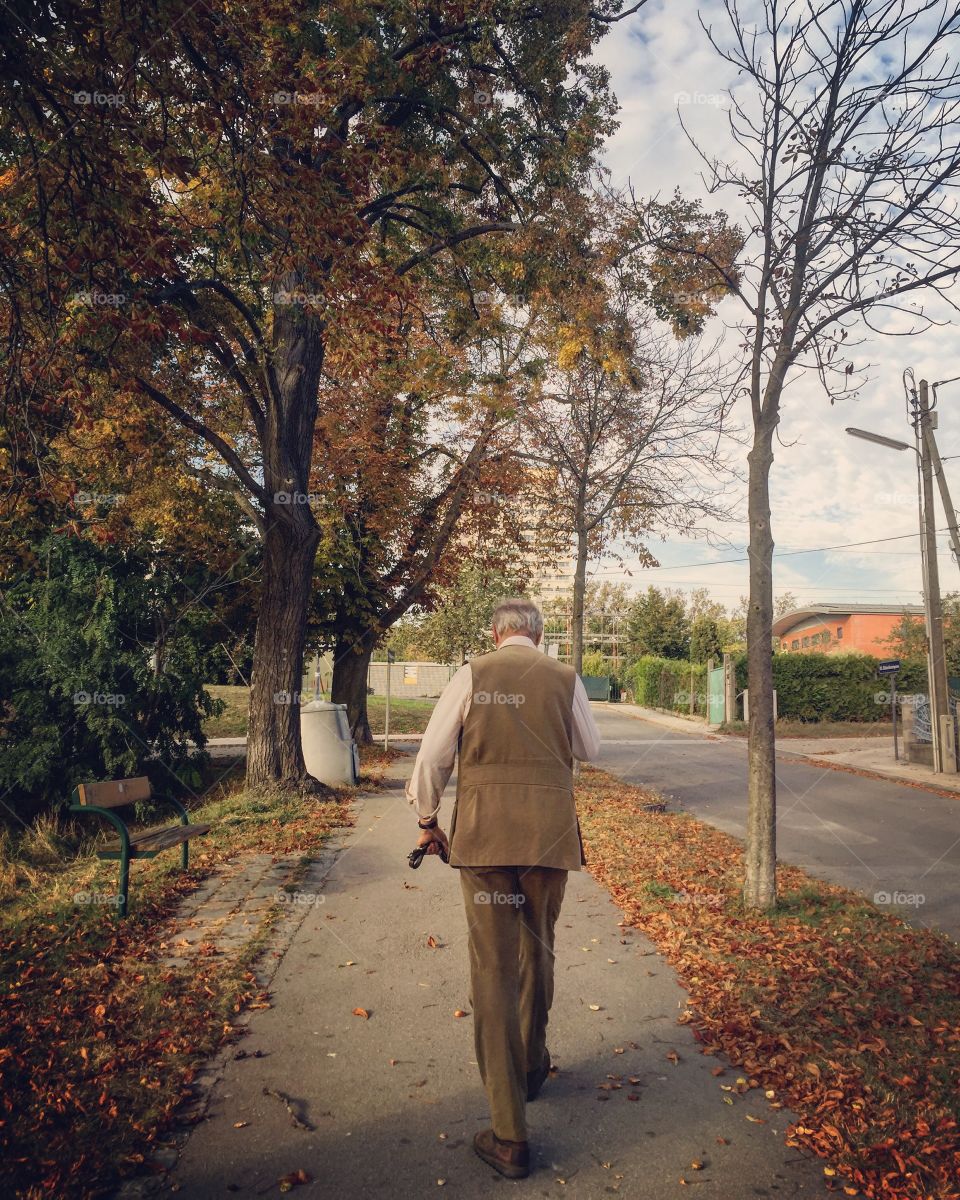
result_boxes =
[665,1050,680,1064]
[277,1168,311,1192]
[690,1160,704,1170]
[589,1004,602,1011]
[352,1007,370,1019]
[453,1009,469,1018]
[745,1115,766,1124]
[426,936,439,949]
[233,1121,248,1129]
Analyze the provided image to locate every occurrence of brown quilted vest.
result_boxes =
[448,643,584,871]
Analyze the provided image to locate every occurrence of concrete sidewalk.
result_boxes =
[157,754,830,1199]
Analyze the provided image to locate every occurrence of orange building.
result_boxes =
[772,604,924,656]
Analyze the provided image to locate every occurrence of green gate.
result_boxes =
[708,666,725,724]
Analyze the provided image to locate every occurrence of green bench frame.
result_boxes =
[69,776,211,917]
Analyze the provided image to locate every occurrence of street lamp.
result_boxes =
[845,419,947,772]
[845,427,911,452]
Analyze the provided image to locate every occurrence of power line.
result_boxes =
[594,527,949,574]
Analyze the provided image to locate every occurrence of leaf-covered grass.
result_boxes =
[366,696,437,734]
[0,760,358,1200]
[201,686,436,738]
[720,718,891,738]
[201,684,251,737]
[577,766,960,1200]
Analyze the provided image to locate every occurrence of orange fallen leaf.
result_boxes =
[665,1050,680,1064]
[453,1009,469,1018]
[352,1007,370,1019]
[278,1168,311,1192]
[426,936,439,949]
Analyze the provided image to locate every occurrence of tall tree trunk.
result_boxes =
[744,418,777,909]
[570,531,589,675]
[332,639,374,744]
[246,516,320,786]
[246,269,325,789]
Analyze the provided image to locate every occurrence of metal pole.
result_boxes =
[917,380,948,772]
[923,421,960,567]
[892,671,899,761]
[384,656,391,752]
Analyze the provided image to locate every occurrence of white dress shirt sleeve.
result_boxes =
[405,663,473,820]
[571,675,602,762]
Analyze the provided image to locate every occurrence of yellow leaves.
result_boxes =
[558,333,585,371]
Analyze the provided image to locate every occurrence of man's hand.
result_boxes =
[417,825,450,858]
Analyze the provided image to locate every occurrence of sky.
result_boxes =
[581,0,960,616]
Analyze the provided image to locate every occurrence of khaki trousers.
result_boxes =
[458,865,568,1142]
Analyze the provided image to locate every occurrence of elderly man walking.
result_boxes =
[406,598,601,1179]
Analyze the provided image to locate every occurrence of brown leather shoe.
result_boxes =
[473,1128,530,1179]
[527,1054,551,1101]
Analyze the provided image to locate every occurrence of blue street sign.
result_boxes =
[877,659,901,675]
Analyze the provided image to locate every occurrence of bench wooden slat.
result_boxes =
[101,822,212,856]
[76,777,152,808]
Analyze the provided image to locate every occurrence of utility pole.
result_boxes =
[913,380,950,772]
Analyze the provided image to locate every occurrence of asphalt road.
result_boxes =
[592,705,960,941]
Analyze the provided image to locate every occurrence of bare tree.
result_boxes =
[642,0,960,907]
[521,318,733,674]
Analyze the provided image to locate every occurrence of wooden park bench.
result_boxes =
[70,776,211,917]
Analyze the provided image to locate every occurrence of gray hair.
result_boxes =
[492,598,544,643]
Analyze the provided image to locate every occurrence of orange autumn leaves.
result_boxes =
[576,767,960,1200]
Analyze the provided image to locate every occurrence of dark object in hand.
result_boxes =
[408,842,449,868]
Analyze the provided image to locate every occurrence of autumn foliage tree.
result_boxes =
[0,0,638,789]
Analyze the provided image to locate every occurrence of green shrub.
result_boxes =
[630,657,708,714]
[0,533,224,821]
[581,651,608,677]
[731,652,927,721]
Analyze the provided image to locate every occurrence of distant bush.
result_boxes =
[630,657,708,714]
[581,651,608,677]
[731,652,927,721]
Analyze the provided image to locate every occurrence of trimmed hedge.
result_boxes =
[629,657,708,715]
[732,652,928,722]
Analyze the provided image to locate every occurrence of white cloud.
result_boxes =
[587,0,960,614]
